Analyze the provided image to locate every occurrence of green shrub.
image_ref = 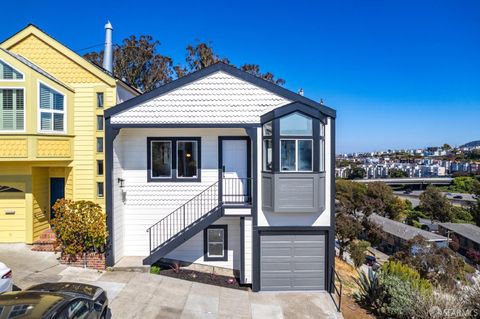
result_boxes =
[349,240,370,268]
[51,199,108,256]
[381,261,432,293]
[353,268,383,311]
[379,274,417,318]
[150,265,161,275]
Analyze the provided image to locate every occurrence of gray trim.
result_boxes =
[327,118,336,293]
[240,217,245,284]
[104,63,336,119]
[203,224,228,262]
[105,117,120,267]
[260,101,328,124]
[110,123,260,129]
[147,137,202,183]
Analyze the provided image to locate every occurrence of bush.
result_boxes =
[353,268,383,311]
[51,199,108,256]
[466,248,480,265]
[379,274,417,318]
[381,261,432,293]
[150,265,161,275]
[349,240,370,268]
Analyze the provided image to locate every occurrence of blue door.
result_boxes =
[50,178,65,220]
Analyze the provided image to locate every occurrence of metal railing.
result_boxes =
[222,177,252,204]
[147,182,219,254]
[329,266,343,312]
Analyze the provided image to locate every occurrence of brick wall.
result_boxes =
[60,253,106,270]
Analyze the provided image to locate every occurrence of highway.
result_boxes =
[394,190,476,207]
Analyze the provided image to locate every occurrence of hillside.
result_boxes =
[461,140,480,148]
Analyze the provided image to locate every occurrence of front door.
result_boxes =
[221,139,249,204]
[50,178,65,220]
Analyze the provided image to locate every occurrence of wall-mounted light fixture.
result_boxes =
[117,178,125,188]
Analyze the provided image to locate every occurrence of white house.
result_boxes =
[104,63,336,292]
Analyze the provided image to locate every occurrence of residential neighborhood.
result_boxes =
[1,2,480,319]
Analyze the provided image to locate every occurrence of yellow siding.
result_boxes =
[32,167,49,240]
[65,167,73,199]
[0,139,28,158]
[0,186,26,242]
[8,35,102,84]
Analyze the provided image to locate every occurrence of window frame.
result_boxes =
[96,92,104,108]
[0,87,26,132]
[97,160,104,176]
[203,225,228,261]
[147,137,201,183]
[96,137,103,153]
[96,115,103,131]
[0,59,25,82]
[261,108,328,174]
[96,182,104,198]
[37,80,66,134]
[279,138,314,172]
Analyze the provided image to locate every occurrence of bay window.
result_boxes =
[0,88,24,131]
[148,137,201,182]
[39,83,65,133]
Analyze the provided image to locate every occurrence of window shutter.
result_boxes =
[40,85,52,109]
[40,112,52,131]
[15,89,24,130]
[2,89,13,130]
[53,113,64,131]
[0,61,23,80]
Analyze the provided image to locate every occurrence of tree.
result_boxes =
[364,182,408,220]
[419,186,452,222]
[336,213,362,259]
[347,166,366,180]
[443,143,452,151]
[349,240,370,268]
[84,35,174,92]
[388,168,408,178]
[336,180,368,217]
[363,219,386,246]
[175,42,285,85]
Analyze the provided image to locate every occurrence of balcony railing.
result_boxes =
[222,177,252,205]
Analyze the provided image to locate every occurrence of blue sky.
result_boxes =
[2,0,479,153]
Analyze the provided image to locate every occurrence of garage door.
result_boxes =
[260,234,325,291]
[0,184,26,242]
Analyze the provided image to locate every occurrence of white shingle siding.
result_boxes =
[112,135,125,263]
[110,71,291,124]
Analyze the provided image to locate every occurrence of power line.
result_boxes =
[74,43,106,53]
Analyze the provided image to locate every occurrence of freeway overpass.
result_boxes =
[353,177,453,186]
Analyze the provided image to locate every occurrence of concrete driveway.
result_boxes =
[0,244,342,319]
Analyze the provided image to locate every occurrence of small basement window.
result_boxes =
[204,225,228,261]
[97,182,104,198]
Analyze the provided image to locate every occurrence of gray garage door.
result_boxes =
[260,234,325,291]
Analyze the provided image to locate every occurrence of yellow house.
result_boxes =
[0,24,138,243]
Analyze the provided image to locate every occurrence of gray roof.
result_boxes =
[439,223,480,245]
[369,214,448,242]
[0,48,72,91]
[418,218,439,231]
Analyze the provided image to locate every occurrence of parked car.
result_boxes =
[0,282,108,318]
[453,195,463,199]
[0,262,12,293]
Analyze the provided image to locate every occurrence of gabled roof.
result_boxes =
[105,62,336,125]
[0,24,116,86]
[369,214,448,242]
[439,223,480,245]
[0,48,73,91]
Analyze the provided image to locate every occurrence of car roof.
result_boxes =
[27,282,104,299]
[0,291,72,318]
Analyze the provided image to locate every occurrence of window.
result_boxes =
[263,139,272,171]
[96,92,104,108]
[177,141,198,178]
[97,160,104,176]
[148,137,201,182]
[280,139,313,171]
[97,182,104,198]
[96,137,103,153]
[8,304,32,318]
[60,299,91,319]
[0,88,24,131]
[204,225,228,261]
[151,141,172,178]
[0,60,23,80]
[39,83,65,133]
[280,112,312,136]
[96,115,103,130]
[262,121,272,136]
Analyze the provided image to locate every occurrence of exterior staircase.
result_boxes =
[143,181,222,265]
[31,228,57,252]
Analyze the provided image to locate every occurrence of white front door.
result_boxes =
[222,139,248,203]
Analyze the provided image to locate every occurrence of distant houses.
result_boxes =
[438,223,480,253]
[368,213,449,254]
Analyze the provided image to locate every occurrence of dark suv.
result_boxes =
[0,282,108,319]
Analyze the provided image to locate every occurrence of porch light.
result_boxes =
[117,178,125,188]
[186,153,192,158]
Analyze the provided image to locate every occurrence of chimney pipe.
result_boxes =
[102,21,113,74]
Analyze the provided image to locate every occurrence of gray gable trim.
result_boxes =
[260,101,328,124]
[104,62,336,119]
